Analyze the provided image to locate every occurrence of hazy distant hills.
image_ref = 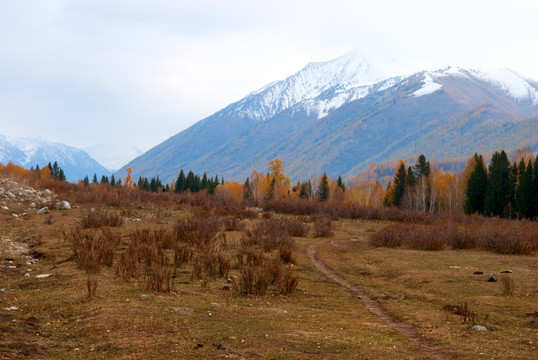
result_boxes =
[0,135,110,182]
[118,50,538,183]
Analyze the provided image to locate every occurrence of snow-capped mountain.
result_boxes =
[232,49,417,122]
[84,143,143,172]
[0,135,110,182]
[118,50,538,183]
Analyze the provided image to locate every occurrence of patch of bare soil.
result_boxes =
[307,244,451,360]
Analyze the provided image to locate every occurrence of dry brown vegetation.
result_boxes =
[1,176,536,359]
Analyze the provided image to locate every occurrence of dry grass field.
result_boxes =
[0,185,536,359]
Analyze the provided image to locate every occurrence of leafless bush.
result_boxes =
[501,275,514,296]
[281,217,309,237]
[246,218,296,252]
[78,209,123,229]
[233,265,271,296]
[67,228,118,297]
[220,216,244,231]
[443,300,477,324]
[312,216,333,238]
[278,266,298,294]
[144,254,174,292]
[371,219,536,255]
[44,214,54,225]
[278,243,296,264]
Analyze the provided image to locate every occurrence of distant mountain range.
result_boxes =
[0,135,111,182]
[111,50,536,183]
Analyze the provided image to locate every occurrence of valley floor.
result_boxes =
[1,205,536,359]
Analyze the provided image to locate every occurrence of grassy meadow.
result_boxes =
[0,182,536,359]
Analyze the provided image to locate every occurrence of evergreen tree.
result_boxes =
[484,150,511,217]
[201,173,208,190]
[83,176,89,186]
[149,177,157,192]
[92,173,98,184]
[58,169,66,181]
[186,171,196,192]
[392,162,407,207]
[35,164,40,171]
[316,173,330,202]
[117,179,122,186]
[406,166,416,187]
[414,155,430,177]
[464,154,488,215]
[336,176,345,192]
[516,158,533,218]
[299,181,312,199]
[175,170,186,193]
[110,174,116,186]
[100,175,109,184]
[243,177,252,200]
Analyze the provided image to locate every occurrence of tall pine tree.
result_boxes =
[316,173,330,202]
[392,162,407,207]
[464,154,488,215]
[484,150,511,217]
[516,158,533,218]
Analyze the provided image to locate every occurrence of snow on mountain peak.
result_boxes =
[470,68,538,105]
[238,49,418,122]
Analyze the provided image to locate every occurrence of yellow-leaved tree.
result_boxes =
[267,158,290,199]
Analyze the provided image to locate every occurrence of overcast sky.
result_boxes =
[1,0,537,152]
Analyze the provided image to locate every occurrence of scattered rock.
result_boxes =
[43,189,52,196]
[59,201,71,210]
[11,213,18,218]
[472,325,487,331]
[473,271,484,275]
[36,274,51,279]
[487,274,497,282]
[29,202,36,208]
[4,306,18,311]
[1,205,8,210]
[500,270,512,273]
[36,206,49,215]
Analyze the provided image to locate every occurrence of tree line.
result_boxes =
[383,151,537,219]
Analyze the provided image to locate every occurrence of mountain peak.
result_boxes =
[237,50,417,122]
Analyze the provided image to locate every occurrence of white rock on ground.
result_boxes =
[59,201,71,210]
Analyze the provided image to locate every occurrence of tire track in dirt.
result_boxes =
[307,245,451,360]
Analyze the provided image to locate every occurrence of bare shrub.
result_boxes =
[78,209,123,229]
[246,218,295,252]
[312,216,333,238]
[44,214,54,225]
[369,225,402,247]
[236,247,264,268]
[67,228,117,297]
[278,243,296,264]
[281,217,309,237]
[278,266,298,294]
[145,255,174,292]
[221,216,244,231]
[500,275,514,296]
[171,214,220,247]
[443,300,477,324]
[233,266,271,296]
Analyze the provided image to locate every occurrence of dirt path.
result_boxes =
[307,245,451,360]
